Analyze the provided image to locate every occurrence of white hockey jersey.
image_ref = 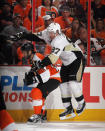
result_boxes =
[48,34,81,66]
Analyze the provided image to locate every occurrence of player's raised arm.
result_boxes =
[9,31,46,43]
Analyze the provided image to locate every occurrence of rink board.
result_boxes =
[8,109,105,122]
[0,66,105,121]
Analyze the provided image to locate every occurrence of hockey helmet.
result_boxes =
[47,23,61,34]
[21,42,35,53]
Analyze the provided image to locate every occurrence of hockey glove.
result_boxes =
[23,71,36,86]
[9,32,26,41]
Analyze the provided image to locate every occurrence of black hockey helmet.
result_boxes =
[21,42,35,53]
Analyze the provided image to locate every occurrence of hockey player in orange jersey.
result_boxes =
[20,42,61,123]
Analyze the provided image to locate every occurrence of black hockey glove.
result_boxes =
[23,71,37,86]
[23,69,44,86]
[9,32,26,41]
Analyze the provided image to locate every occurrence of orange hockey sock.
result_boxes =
[31,88,45,115]
[0,110,18,130]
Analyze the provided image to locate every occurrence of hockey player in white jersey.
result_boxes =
[31,23,86,120]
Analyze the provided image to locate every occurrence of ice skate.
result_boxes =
[59,106,76,120]
[27,114,42,124]
[76,101,86,116]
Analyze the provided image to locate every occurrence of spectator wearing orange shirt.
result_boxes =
[38,0,58,18]
[13,0,31,21]
[54,5,73,34]
[35,8,44,32]
[59,0,86,23]
[65,17,81,42]
[91,18,105,40]
[23,8,32,31]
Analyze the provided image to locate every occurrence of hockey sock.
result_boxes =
[0,110,18,131]
[31,88,45,114]
[33,98,45,114]
[60,82,73,108]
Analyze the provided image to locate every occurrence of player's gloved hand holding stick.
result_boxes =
[23,60,45,86]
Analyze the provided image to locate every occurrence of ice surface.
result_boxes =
[16,122,105,131]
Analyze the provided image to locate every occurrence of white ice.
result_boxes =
[16,122,105,131]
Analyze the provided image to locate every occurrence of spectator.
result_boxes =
[1,14,28,37]
[79,0,87,10]
[1,14,29,64]
[13,0,31,21]
[0,2,13,32]
[59,0,86,23]
[91,9,96,29]
[91,0,105,20]
[91,18,105,41]
[65,17,81,42]
[23,7,32,32]
[52,0,61,10]
[38,0,58,18]
[0,34,13,65]
[35,8,44,32]
[77,26,103,65]
[54,5,73,34]
[36,14,53,32]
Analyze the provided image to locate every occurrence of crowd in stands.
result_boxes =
[0,0,105,65]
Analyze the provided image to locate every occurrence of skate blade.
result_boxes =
[27,121,42,125]
[60,113,76,120]
[27,122,35,125]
